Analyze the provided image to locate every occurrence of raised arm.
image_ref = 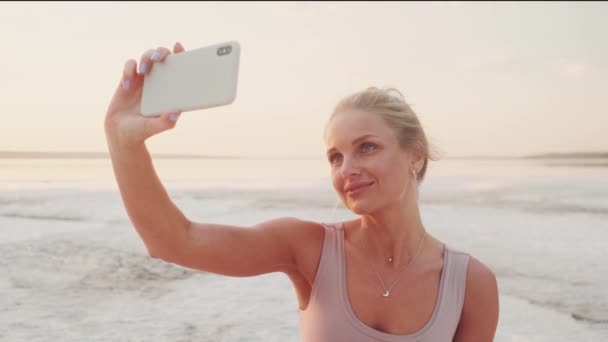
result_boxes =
[104,42,318,278]
[107,134,314,276]
[104,42,191,258]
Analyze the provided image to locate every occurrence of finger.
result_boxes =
[121,59,137,91]
[143,110,182,138]
[138,49,157,75]
[153,47,172,63]
[166,110,182,122]
[173,42,185,54]
[107,59,139,116]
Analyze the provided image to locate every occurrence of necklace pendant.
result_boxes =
[382,290,390,297]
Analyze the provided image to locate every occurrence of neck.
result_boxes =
[355,193,427,271]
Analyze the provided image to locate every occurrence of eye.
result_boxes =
[361,142,377,153]
[329,153,343,165]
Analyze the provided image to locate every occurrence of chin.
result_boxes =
[344,197,379,215]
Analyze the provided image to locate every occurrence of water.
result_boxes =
[1,156,607,341]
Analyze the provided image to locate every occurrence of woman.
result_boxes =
[104,42,499,341]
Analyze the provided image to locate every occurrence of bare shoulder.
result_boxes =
[280,216,326,247]
[465,256,499,298]
[264,216,325,245]
[454,255,500,342]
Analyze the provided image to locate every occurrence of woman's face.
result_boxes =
[325,109,416,215]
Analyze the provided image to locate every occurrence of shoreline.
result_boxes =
[1,150,607,161]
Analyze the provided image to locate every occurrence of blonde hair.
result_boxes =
[327,86,442,184]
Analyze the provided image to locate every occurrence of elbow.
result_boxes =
[146,245,178,263]
[147,249,161,260]
[146,245,164,260]
[143,219,192,262]
[144,238,174,261]
[144,237,179,261]
[145,234,189,263]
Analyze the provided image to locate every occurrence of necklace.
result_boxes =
[365,235,396,265]
[361,231,426,298]
[382,246,395,264]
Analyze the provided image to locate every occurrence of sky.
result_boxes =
[1,2,607,159]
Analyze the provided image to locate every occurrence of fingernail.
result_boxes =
[123,79,131,91]
[150,51,160,61]
[138,63,147,74]
[169,113,180,121]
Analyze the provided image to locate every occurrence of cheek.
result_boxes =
[375,155,408,189]
[373,154,398,178]
[331,171,343,194]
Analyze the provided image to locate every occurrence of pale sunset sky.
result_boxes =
[1,2,606,159]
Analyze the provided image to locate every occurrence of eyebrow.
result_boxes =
[326,134,379,156]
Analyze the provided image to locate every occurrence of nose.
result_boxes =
[340,155,361,178]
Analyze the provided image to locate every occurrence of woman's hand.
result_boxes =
[104,42,186,146]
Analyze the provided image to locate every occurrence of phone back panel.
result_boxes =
[141,41,240,117]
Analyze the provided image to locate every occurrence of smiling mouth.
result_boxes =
[345,182,374,197]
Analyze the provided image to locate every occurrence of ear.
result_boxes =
[409,142,425,172]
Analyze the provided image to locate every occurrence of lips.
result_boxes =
[344,181,374,195]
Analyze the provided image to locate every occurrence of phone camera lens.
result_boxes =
[217,45,232,56]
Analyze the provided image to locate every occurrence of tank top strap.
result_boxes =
[434,244,471,334]
[303,222,344,310]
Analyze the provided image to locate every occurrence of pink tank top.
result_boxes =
[298,222,470,342]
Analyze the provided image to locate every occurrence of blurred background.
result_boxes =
[1,2,607,341]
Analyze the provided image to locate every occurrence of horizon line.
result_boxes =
[1,150,607,160]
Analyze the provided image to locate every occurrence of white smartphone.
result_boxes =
[140,40,241,117]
